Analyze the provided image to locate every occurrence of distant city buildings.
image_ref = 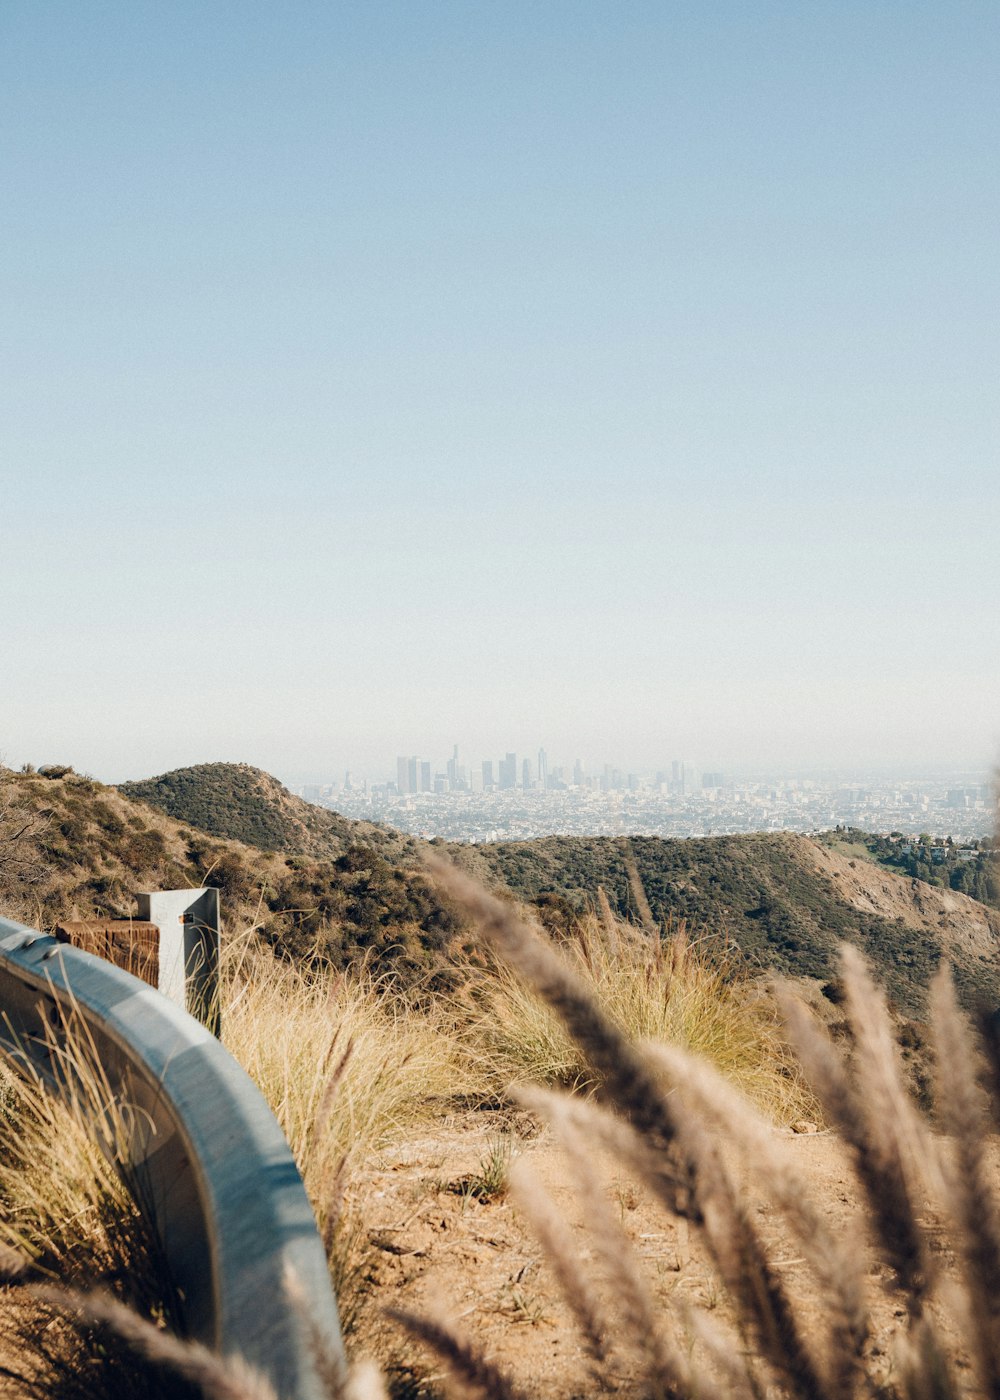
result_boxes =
[395,754,436,794]
[446,745,465,791]
[302,748,995,845]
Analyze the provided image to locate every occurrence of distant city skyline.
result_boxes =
[2,735,994,793]
[304,761,995,846]
[288,740,993,795]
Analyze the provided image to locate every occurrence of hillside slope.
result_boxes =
[8,760,999,1018]
[0,766,458,977]
[118,763,413,861]
[470,831,1000,1015]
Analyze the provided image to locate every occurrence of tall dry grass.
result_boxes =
[218,883,816,1345]
[449,900,814,1122]
[218,937,464,1331]
[391,861,1000,1400]
[10,863,991,1400]
[0,1004,194,1399]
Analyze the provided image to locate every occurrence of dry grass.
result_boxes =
[0,1005,192,1398]
[213,883,812,1338]
[220,942,462,1189]
[448,906,814,1123]
[8,863,989,1400]
[218,937,465,1331]
[393,860,1000,1400]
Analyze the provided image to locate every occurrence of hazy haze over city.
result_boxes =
[2,3,998,783]
[294,742,995,843]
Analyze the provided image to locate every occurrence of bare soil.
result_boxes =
[350,1110,980,1398]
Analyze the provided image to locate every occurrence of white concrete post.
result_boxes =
[136,887,221,1033]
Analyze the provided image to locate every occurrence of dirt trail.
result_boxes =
[350,1111,980,1397]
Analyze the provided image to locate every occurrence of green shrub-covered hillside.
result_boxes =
[471,831,1000,1015]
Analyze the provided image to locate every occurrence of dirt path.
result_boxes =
[349,1111,977,1397]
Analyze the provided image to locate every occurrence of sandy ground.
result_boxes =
[349,1109,977,1398]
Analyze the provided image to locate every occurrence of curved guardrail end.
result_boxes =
[0,915,344,1400]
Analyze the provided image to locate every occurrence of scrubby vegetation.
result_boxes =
[5,762,999,1023]
[473,830,1000,1015]
[821,826,1000,905]
[0,765,462,980]
[119,762,411,862]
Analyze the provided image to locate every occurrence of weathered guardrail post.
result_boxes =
[136,887,221,1032]
[55,887,221,1033]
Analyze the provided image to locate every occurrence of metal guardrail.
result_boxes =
[0,914,344,1400]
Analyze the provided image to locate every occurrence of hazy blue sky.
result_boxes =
[2,2,998,783]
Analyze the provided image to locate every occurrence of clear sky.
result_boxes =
[2,2,998,784]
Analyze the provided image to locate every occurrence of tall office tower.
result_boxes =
[702,771,725,789]
[499,752,517,790]
[396,756,409,794]
[407,756,419,794]
[573,758,584,787]
[538,748,548,790]
[522,758,532,789]
[482,760,494,790]
[682,762,698,795]
[671,760,682,785]
[420,761,431,792]
[446,744,459,789]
